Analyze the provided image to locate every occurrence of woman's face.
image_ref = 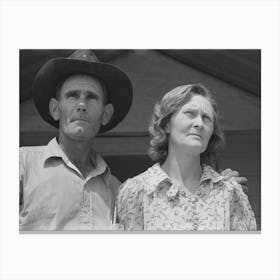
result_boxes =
[167,94,214,155]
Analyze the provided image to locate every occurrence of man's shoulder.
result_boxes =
[109,174,121,186]
[19,145,47,164]
[20,145,46,155]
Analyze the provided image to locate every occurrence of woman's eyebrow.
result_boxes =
[201,109,214,119]
[183,106,198,111]
[184,106,213,117]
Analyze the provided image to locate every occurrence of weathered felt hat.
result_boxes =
[32,49,133,133]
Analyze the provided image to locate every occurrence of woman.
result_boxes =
[117,83,257,230]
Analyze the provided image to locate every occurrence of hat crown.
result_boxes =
[69,49,100,63]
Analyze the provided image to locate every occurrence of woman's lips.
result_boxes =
[188,133,202,139]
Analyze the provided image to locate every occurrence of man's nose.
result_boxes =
[76,100,87,112]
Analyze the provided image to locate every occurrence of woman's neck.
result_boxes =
[161,148,202,193]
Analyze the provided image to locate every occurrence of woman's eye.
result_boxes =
[185,111,192,114]
[185,111,195,116]
[203,115,213,123]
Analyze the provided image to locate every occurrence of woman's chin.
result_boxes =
[180,142,207,155]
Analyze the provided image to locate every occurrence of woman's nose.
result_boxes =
[193,115,203,128]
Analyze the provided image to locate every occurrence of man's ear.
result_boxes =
[49,98,60,121]
[101,103,114,126]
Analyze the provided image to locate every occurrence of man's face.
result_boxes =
[50,74,113,141]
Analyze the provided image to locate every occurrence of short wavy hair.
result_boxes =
[148,83,225,170]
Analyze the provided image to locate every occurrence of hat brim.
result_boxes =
[32,57,133,133]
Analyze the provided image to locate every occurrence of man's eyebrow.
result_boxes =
[65,89,80,95]
[64,90,101,98]
[85,91,104,100]
[86,90,100,96]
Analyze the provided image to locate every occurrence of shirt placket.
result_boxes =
[80,177,96,229]
[190,195,199,230]
[61,160,92,229]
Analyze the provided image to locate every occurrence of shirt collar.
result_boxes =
[43,137,65,163]
[89,153,112,185]
[146,163,224,198]
[43,137,111,184]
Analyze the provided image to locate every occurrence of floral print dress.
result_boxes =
[117,163,257,231]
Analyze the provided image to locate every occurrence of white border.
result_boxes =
[1,1,279,280]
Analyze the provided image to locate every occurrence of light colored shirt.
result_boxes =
[20,137,120,231]
[118,163,257,231]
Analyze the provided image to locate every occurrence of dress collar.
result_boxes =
[199,164,224,184]
[146,163,224,198]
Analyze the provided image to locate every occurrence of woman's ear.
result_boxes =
[165,123,170,133]
[101,103,114,126]
[49,98,59,121]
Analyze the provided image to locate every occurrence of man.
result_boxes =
[19,50,133,230]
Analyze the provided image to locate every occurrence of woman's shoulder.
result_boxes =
[202,165,244,194]
[203,165,239,185]
[119,163,163,197]
[119,166,153,194]
[220,176,244,193]
[217,174,249,204]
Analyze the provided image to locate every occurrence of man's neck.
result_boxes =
[58,134,95,178]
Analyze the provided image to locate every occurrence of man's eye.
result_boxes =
[88,95,98,100]
[67,92,78,98]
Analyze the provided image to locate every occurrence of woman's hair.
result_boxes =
[148,83,225,170]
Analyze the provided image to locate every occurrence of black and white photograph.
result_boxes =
[1,1,280,280]
[20,49,261,232]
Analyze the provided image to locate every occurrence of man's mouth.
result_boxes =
[71,117,89,123]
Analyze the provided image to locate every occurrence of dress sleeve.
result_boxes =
[117,178,144,230]
[226,179,257,230]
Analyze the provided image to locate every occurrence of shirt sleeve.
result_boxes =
[226,178,257,230]
[109,175,121,197]
[108,175,121,225]
[19,148,25,213]
[117,178,144,230]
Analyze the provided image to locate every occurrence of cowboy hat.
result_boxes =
[32,49,133,133]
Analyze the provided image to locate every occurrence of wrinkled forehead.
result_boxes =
[180,94,214,114]
[60,74,104,93]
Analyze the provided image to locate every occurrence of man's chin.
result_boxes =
[66,129,97,141]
